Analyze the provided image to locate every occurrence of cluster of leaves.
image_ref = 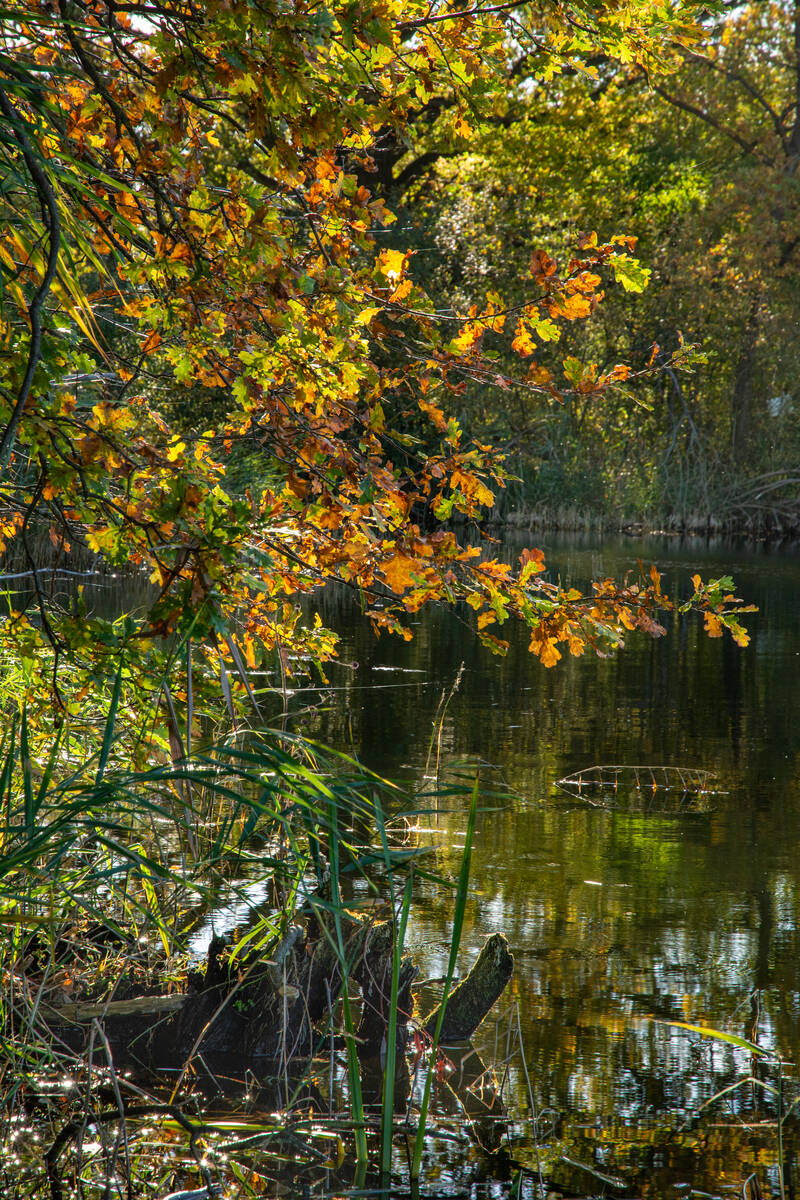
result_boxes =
[0,0,753,725]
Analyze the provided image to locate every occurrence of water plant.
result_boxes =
[0,654,513,1198]
[411,774,478,1180]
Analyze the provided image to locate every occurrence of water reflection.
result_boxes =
[302,533,800,1196]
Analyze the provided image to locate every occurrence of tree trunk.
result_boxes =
[731,301,759,462]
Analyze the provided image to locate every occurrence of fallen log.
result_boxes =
[42,918,514,1076]
[352,920,418,1055]
[41,994,186,1022]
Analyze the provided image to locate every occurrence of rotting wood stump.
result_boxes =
[424,933,514,1042]
[43,914,515,1074]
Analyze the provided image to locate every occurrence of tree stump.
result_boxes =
[424,933,514,1042]
[42,921,514,1073]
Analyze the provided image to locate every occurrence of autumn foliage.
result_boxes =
[0,0,752,710]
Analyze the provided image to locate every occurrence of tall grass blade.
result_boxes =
[697,1076,778,1112]
[327,796,368,1167]
[34,722,63,814]
[656,1019,774,1058]
[219,651,236,728]
[223,631,263,720]
[21,705,34,840]
[162,678,186,762]
[381,868,413,1175]
[424,662,464,784]
[0,718,16,838]
[186,638,193,757]
[411,773,479,1179]
[778,1059,786,1200]
[95,662,122,785]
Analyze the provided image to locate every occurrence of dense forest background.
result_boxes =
[365,0,800,529]
[130,1,800,532]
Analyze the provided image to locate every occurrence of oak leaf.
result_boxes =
[530,249,557,279]
[379,248,407,281]
[380,552,420,594]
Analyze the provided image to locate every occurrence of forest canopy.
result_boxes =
[409,1,800,520]
[0,0,757,724]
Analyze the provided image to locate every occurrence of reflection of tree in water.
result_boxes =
[305,535,800,1193]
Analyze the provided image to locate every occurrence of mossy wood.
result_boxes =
[424,933,514,1042]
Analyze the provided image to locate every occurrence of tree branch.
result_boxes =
[789,0,800,160]
[400,1,529,32]
[0,81,61,469]
[648,76,761,160]
[680,46,790,155]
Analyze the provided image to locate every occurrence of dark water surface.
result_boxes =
[303,532,800,1198]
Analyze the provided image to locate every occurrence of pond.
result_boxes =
[18,532,800,1198]
[298,531,800,1198]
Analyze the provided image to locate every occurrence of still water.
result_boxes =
[304,532,800,1197]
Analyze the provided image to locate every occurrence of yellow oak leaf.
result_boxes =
[512,319,535,357]
[379,248,407,281]
[704,612,723,637]
[355,306,382,325]
[380,552,419,594]
[551,293,591,320]
[419,396,448,432]
[390,278,412,302]
[529,624,562,666]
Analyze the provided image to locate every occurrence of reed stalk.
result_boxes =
[326,795,368,1168]
[379,851,413,1175]
[410,773,478,1180]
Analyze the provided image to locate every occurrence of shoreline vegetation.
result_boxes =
[490,504,800,538]
[479,467,800,538]
[0,714,502,1197]
[0,511,792,618]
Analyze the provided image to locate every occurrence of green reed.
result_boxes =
[411,772,479,1180]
